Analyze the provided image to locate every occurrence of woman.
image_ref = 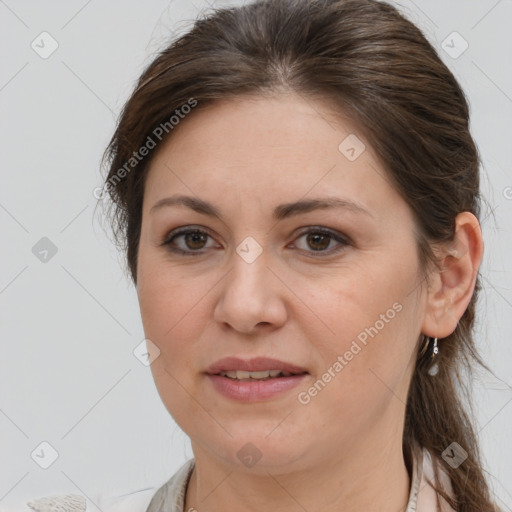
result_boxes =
[28,0,499,510]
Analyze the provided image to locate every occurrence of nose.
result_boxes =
[213,249,288,335]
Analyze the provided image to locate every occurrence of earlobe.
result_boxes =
[421,212,484,339]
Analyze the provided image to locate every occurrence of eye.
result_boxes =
[291,227,351,256]
[161,227,217,255]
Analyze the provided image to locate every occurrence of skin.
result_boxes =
[136,92,483,512]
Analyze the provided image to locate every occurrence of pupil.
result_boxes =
[185,232,207,249]
[307,233,329,251]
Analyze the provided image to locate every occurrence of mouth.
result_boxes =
[217,369,307,381]
[205,357,309,401]
[206,356,309,378]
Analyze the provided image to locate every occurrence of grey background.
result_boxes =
[1,0,511,509]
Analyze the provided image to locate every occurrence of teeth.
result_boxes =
[219,369,295,380]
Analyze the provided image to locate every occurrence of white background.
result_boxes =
[1,0,511,510]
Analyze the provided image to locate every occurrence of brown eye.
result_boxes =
[162,227,216,255]
[305,232,332,251]
[182,231,208,250]
[293,227,350,256]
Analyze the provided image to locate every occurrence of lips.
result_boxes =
[206,357,309,402]
[206,356,308,376]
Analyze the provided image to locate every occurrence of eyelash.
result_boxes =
[161,226,351,257]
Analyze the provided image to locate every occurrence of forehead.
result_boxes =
[143,92,405,221]
[150,92,358,165]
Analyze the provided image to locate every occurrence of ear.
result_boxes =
[421,212,484,339]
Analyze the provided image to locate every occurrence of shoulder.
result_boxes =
[24,488,156,512]
[24,459,195,512]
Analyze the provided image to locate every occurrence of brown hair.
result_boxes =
[99,0,497,509]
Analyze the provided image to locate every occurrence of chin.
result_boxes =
[201,427,310,470]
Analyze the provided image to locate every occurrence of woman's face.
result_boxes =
[137,93,428,472]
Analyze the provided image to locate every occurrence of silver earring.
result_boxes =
[432,337,438,357]
[428,337,439,376]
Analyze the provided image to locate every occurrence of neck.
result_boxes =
[184,434,411,512]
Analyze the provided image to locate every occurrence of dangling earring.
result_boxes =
[428,337,439,376]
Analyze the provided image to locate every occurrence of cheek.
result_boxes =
[303,254,421,396]
[311,257,414,345]
[137,256,210,426]
[136,251,207,376]
[138,247,198,332]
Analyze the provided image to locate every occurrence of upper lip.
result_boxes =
[206,357,308,375]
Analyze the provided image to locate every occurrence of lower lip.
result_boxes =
[207,373,308,402]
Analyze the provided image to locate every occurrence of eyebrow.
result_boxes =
[149,194,374,220]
